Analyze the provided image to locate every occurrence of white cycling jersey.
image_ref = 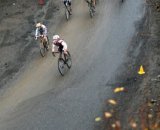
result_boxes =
[35,24,47,38]
[52,39,67,52]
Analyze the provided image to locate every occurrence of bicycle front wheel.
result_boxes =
[58,58,65,76]
[65,51,72,69]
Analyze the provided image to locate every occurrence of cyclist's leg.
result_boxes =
[44,36,48,42]
[65,0,72,15]
[44,36,49,49]
[63,51,67,61]
[91,0,96,8]
[43,36,47,44]
[52,44,57,57]
[68,1,72,12]
[40,38,44,48]
[58,46,63,59]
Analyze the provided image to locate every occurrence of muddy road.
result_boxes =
[0,0,145,129]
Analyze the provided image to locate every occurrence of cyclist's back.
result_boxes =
[52,35,68,56]
[63,0,72,14]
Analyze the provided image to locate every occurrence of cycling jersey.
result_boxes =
[63,0,72,6]
[35,24,47,38]
[52,39,67,53]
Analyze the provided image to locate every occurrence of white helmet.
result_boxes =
[53,35,60,40]
[36,23,41,28]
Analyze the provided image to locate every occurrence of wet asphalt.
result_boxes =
[0,0,145,129]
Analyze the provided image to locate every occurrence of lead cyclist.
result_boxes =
[85,0,96,9]
[63,0,72,14]
[92,0,96,8]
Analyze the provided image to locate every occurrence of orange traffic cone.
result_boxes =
[138,65,145,75]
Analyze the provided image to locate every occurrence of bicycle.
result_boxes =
[85,0,95,18]
[38,35,49,57]
[54,50,72,76]
[64,2,72,21]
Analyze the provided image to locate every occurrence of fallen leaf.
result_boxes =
[108,99,117,105]
[95,117,101,122]
[104,112,112,118]
[114,87,125,93]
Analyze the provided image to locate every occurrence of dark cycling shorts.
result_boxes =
[64,1,71,6]
[58,45,63,53]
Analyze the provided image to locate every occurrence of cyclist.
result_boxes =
[35,22,48,42]
[92,0,96,8]
[85,0,96,9]
[52,35,68,57]
[63,0,72,14]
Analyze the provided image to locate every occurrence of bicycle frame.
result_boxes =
[39,35,47,46]
[54,50,67,61]
[37,35,49,57]
[65,2,70,13]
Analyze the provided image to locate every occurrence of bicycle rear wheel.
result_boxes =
[65,51,72,69]
[89,8,94,18]
[65,8,70,20]
[58,58,65,76]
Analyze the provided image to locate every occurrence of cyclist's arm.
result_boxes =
[62,41,67,51]
[52,43,56,56]
[52,43,56,52]
[41,25,47,36]
[35,28,39,39]
[44,28,47,36]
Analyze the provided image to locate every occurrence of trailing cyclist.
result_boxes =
[85,0,96,9]
[35,22,49,51]
[35,23,49,56]
[63,0,72,14]
[52,35,68,57]
[35,22,48,41]
[92,0,96,8]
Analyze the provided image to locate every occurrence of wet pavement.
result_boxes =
[0,0,145,129]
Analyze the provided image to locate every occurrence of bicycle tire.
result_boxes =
[40,46,45,57]
[44,41,49,51]
[58,58,65,76]
[89,8,94,18]
[65,8,70,20]
[65,51,72,69]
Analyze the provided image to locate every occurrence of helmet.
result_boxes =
[36,23,41,28]
[53,35,60,40]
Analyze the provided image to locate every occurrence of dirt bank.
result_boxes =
[99,0,160,129]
